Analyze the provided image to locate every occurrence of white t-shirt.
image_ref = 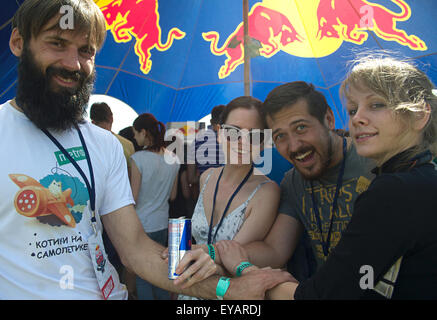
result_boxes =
[131,150,179,233]
[0,101,135,299]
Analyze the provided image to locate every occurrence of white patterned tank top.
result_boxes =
[192,170,270,245]
[178,170,271,300]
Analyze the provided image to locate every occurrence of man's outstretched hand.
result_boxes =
[225,267,295,300]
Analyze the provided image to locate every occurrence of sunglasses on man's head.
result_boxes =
[221,124,265,145]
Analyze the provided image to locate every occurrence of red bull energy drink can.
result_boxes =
[168,217,192,280]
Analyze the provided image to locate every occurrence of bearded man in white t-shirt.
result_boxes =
[0,0,291,300]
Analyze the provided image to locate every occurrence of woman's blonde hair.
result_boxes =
[341,54,437,156]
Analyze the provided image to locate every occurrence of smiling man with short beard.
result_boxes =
[275,98,335,181]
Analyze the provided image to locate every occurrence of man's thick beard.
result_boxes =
[16,46,95,131]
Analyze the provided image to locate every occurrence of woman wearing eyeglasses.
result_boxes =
[176,96,281,300]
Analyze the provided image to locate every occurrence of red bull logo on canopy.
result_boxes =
[316,0,426,49]
[95,0,185,74]
[203,2,305,79]
[203,0,427,79]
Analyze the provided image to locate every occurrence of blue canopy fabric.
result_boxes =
[1,0,436,128]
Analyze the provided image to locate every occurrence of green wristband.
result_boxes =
[207,244,216,261]
[235,261,253,277]
[216,277,230,300]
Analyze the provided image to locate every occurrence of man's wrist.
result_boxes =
[216,276,230,300]
[207,244,216,262]
[241,265,259,276]
[235,261,254,277]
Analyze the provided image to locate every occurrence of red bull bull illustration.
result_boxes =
[203,0,427,79]
[203,3,304,79]
[316,0,426,50]
[96,0,185,74]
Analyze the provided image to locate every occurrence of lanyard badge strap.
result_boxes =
[208,165,254,244]
[41,125,97,233]
[310,137,347,257]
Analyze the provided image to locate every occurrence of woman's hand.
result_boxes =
[225,267,295,300]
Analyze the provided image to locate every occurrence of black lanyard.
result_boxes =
[208,165,253,244]
[41,125,97,226]
[310,137,347,257]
